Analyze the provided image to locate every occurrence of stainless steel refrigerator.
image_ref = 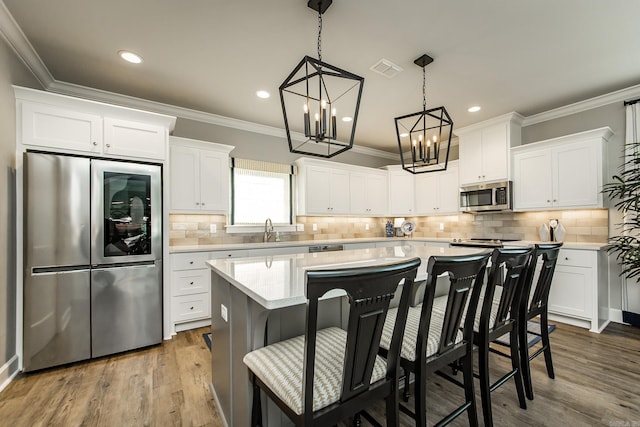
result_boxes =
[23,152,163,372]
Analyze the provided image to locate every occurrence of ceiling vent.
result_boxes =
[369,59,403,78]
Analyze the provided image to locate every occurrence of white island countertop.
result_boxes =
[207,245,489,310]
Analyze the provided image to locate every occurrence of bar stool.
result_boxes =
[473,247,533,426]
[379,251,492,427]
[243,257,421,426]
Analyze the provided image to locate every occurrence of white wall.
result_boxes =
[0,35,42,386]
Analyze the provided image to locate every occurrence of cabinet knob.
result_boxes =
[547,200,551,203]
[195,202,200,205]
[189,281,194,285]
[190,306,194,310]
[189,261,194,264]
[553,199,557,202]
[92,141,98,146]
[565,257,569,261]
[106,143,111,148]
[201,202,205,206]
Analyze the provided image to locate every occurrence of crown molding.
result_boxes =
[522,83,640,126]
[0,1,53,88]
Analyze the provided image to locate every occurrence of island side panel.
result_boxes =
[211,272,232,426]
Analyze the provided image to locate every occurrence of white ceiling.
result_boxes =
[3,0,640,153]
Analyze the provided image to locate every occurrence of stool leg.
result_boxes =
[478,338,493,427]
[540,312,555,379]
[462,349,479,426]
[251,375,262,427]
[403,367,411,402]
[519,319,534,400]
[509,328,527,409]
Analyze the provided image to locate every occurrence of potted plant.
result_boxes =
[603,140,640,326]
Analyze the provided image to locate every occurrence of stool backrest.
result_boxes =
[483,247,534,333]
[418,252,492,357]
[304,257,421,410]
[522,243,563,318]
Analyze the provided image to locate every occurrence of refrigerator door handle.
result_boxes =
[32,266,91,275]
[91,260,159,271]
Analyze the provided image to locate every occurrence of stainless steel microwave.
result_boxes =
[460,181,512,212]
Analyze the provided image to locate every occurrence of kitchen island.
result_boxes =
[206,244,487,426]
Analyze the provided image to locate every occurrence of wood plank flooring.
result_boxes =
[0,322,638,426]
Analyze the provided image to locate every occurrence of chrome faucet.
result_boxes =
[264,218,274,242]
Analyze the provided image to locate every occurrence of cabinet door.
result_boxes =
[21,102,102,153]
[170,146,201,211]
[458,130,483,185]
[481,123,508,182]
[414,173,438,214]
[350,172,369,214]
[554,142,600,208]
[103,118,166,160]
[366,173,388,215]
[438,167,460,214]
[199,150,229,212]
[329,169,350,214]
[513,149,553,210]
[389,171,415,215]
[350,172,387,215]
[306,166,333,214]
[549,265,593,319]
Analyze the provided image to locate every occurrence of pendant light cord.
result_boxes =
[422,66,427,112]
[317,11,323,62]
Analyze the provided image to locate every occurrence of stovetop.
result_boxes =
[450,238,519,248]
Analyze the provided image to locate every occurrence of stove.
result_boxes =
[450,238,518,248]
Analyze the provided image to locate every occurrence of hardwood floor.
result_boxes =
[0,322,638,426]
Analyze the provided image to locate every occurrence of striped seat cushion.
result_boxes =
[243,327,387,415]
[380,296,463,362]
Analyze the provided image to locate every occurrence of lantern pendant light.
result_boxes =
[279,0,364,158]
[395,54,453,174]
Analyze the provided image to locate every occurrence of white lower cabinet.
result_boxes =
[547,248,609,332]
[171,252,214,332]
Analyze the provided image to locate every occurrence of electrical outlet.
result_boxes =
[220,304,228,322]
[210,224,217,233]
[365,223,370,230]
[313,223,318,231]
[297,223,304,231]
[439,223,445,231]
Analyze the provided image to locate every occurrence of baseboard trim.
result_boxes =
[609,308,624,324]
[0,355,20,393]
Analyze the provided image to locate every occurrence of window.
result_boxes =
[231,158,295,225]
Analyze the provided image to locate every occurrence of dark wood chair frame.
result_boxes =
[517,242,562,400]
[247,257,421,427]
[381,251,492,427]
[474,247,534,426]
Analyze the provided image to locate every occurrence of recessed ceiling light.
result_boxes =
[118,50,143,64]
[342,116,353,122]
[256,90,270,99]
[468,105,481,113]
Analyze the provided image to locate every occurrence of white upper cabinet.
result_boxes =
[415,161,459,215]
[457,112,523,185]
[350,170,388,216]
[387,166,415,216]
[296,158,389,216]
[512,127,613,211]
[15,86,175,161]
[169,136,234,213]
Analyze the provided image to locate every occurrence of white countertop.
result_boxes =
[172,237,608,253]
[207,245,489,310]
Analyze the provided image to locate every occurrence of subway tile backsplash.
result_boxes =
[169,209,609,246]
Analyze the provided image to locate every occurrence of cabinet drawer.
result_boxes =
[172,269,209,296]
[173,293,211,323]
[557,249,594,268]
[171,252,212,270]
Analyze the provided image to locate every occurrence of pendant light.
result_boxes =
[395,54,453,174]
[279,0,364,158]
